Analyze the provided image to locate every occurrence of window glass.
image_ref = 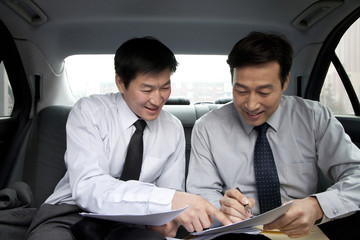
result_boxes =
[65,55,232,104]
[320,18,360,115]
[0,62,14,116]
[320,63,354,114]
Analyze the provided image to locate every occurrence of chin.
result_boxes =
[143,113,160,121]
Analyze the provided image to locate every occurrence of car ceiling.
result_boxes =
[0,0,360,70]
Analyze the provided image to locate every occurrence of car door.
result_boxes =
[305,7,360,148]
[0,20,32,188]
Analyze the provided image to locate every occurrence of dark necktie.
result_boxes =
[120,119,147,181]
[254,123,281,213]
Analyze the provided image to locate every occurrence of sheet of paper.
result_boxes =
[191,201,292,237]
[80,206,187,226]
[166,228,260,240]
[188,228,261,240]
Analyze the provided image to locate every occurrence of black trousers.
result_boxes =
[26,204,164,240]
[319,211,360,240]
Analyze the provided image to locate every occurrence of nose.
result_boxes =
[149,90,163,106]
[244,93,260,111]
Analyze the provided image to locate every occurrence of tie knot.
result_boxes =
[254,122,269,135]
[134,119,146,132]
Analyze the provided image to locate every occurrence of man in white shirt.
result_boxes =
[26,37,231,240]
[187,32,360,239]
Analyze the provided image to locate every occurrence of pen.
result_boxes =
[236,187,252,215]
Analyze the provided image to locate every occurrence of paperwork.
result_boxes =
[190,201,292,238]
[80,206,187,226]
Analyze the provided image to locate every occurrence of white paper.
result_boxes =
[80,206,187,226]
[188,228,261,240]
[191,201,292,237]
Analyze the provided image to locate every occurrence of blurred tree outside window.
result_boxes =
[320,18,360,115]
[0,62,14,117]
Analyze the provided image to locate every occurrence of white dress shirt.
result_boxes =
[46,93,185,215]
[187,95,360,223]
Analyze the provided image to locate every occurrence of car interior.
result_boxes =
[1,0,360,239]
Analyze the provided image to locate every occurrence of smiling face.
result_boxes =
[232,61,289,127]
[116,69,172,121]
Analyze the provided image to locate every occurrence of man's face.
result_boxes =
[116,69,172,121]
[232,61,289,127]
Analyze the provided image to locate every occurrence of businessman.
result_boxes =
[26,36,230,240]
[187,31,360,239]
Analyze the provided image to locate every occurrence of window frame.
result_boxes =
[305,7,360,116]
[0,20,32,188]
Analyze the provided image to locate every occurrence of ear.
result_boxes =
[282,73,290,91]
[115,74,125,93]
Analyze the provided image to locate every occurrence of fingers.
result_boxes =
[193,213,211,232]
[175,213,206,232]
[186,212,210,233]
[263,198,318,238]
[206,204,232,227]
[265,218,312,238]
[174,205,211,232]
[224,188,254,209]
[220,195,250,218]
[219,188,254,222]
[173,192,231,233]
[176,204,216,232]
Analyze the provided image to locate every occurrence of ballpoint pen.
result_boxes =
[236,187,252,215]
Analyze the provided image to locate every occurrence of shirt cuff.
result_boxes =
[312,189,346,223]
[148,187,176,214]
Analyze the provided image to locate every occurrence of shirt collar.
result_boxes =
[235,97,283,135]
[266,96,283,132]
[116,93,156,132]
[116,93,142,130]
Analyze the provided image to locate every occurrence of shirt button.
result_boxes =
[332,208,338,215]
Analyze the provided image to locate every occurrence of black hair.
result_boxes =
[114,36,178,88]
[227,31,293,88]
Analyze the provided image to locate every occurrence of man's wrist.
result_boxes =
[309,196,324,224]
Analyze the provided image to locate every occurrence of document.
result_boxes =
[183,228,261,240]
[190,201,292,238]
[80,206,187,226]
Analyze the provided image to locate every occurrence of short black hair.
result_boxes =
[114,36,178,88]
[227,31,293,88]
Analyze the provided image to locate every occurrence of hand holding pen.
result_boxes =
[235,187,252,215]
[219,187,255,223]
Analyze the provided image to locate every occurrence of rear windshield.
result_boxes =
[65,55,232,104]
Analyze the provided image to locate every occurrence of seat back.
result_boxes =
[163,104,221,180]
[24,106,71,207]
[24,104,221,206]
[21,102,333,207]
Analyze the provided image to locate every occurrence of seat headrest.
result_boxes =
[165,97,190,105]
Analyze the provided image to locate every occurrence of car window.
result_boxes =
[65,55,232,104]
[320,18,360,115]
[0,62,14,117]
